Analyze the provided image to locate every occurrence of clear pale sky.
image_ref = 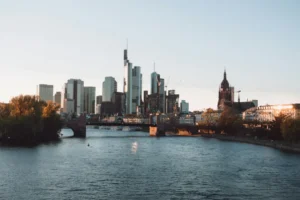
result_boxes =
[0,0,299,111]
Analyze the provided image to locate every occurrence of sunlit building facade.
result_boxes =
[243,104,300,122]
[36,84,53,102]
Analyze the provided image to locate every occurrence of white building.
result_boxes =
[123,49,132,114]
[132,66,142,114]
[84,87,96,114]
[180,100,189,113]
[102,77,117,102]
[63,79,84,114]
[95,104,101,114]
[36,84,53,102]
[243,104,300,122]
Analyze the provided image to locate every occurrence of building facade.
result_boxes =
[218,70,234,110]
[243,104,300,122]
[166,90,179,114]
[180,100,189,113]
[65,79,84,114]
[151,72,158,94]
[102,77,117,102]
[54,91,61,105]
[111,92,125,115]
[84,87,96,114]
[132,66,142,114]
[123,49,132,114]
[36,84,53,102]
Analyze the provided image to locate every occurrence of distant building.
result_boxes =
[65,79,84,114]
[63,99,74,114]
[54,91,61,105]
[243,104,300,122]
[132,66,142,114]
[100,102,115,117]
[84,87,96,114]
[151,71,158,94]
[111,92,125,115]
[96,95,102,104]
[124,48,133,114]
[166,90,179,114]
[143,90,149,115]
[180,100,189,113]
[102,77,117,102]
[36,84,53,102]
[218,70,234,110]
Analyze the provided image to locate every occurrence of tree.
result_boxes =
[200,108,218,133]
[281,117,300,142]
[218,106,242,135]
[269,112,289,140]
[0,103,10,118]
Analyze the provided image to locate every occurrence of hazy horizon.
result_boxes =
[0,0,299,110]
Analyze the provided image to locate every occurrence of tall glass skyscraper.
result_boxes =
[123,49,132,114]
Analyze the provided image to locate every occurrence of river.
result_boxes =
[0,127,300,199]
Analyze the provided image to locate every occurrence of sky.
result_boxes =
[0,0,299,111]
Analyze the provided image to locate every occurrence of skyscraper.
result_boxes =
[132,66,142,114]
[151,72,158,95]
[84,87,96,114]
[123,49,132,114]
[65,79,84,114]
[54,91,61,105]
[36,84,53,102]
[180,100,189,113]
[102,77,117,102]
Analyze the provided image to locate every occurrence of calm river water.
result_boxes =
[0,127,300,200]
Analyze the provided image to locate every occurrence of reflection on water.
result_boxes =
[0,128,300,199]
[131,141,138,154]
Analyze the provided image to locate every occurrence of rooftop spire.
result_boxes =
[224,68,227,80]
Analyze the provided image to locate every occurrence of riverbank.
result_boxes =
[200,134,300,154]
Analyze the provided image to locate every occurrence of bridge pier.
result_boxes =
[67,113,87,138]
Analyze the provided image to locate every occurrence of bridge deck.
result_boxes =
[87,122,156,127]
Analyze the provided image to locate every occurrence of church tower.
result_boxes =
[218,70,234,110]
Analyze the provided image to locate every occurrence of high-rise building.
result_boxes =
[84,87,96,114]
[111,92,125,115]
[166,90,179,114]
[180,100,189,113]
[159,78,165,113]
[151,72,158,94]
[132,66,142,114]
[54,92,61,105]
[36,84,53,102]
[61,83,67,109]
[96,95,102,105]
[123,49,132,114]
[102,77,117,102]
[65,79,84,114]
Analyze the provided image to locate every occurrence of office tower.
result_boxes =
[180,100,189,113]
[36,84,53,102]
[159,78,165,113]
[84,87,96,114]
[61,83,67,109]
[54,92,61,105]
[166,90,179,114]
[102,77,117,102]
[123,49,132,114]
[151,72,158,94]
[65,79,84,114]
[96,95,102,105]
[132,66,142,114]
[112,92,125,115]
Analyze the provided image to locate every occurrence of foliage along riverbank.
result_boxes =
[198,106,300,153]
[0,95,63,146]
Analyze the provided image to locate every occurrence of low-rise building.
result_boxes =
[243,104,300,122]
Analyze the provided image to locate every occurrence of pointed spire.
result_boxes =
[154,62,156,72]
[224,67,227,80]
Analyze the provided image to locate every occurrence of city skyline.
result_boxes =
[0,1,299,111]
